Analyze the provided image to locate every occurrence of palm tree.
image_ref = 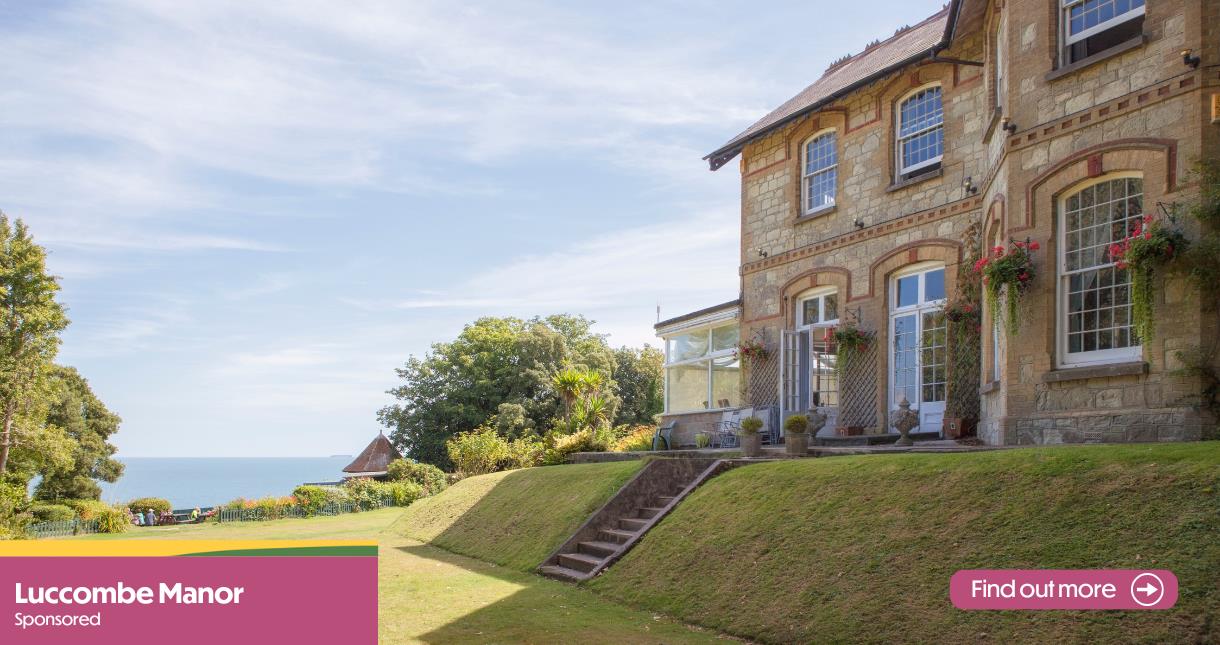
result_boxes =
[552,367,586,421]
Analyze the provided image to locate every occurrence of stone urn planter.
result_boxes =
[891,397,920,447]
[739,417,765,457]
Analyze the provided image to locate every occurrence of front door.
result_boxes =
[889,266,947,435]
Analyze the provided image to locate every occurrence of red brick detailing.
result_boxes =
[1087,154,1103,177]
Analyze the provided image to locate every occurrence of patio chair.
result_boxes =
[714,408,752,449]
[652,421,677,451]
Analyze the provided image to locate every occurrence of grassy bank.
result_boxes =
[586,443,1220,643]
[68,506,726,643]
[394,460,643,571]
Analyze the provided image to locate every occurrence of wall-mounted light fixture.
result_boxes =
[853,217,865,230]
[1000,116,1018,135]
[1182,49,1201,70]
[962,176,978,196]
[757,248,769,258]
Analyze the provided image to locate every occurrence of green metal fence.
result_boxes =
[28,518,101,539]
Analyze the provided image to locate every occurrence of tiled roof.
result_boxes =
[343,433,403,474]
[705,5,957,170]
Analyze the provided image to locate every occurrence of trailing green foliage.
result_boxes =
[945,223,983,421]
[126,497,172,514]
[386,459,449,495]
[975,239,1039,335]
[1108,214,1188,341]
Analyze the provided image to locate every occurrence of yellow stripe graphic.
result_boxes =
[0,540,375,557]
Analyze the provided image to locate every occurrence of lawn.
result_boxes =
[396,460,644,571]
[72,506,725,644]
[590,443,1220,644]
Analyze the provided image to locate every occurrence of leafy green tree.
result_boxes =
[0,216,69,477]
[379,314,613,467]
[611,345,664,425]
[34,367,123,501]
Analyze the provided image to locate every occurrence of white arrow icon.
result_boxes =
[1131,573,1166,607]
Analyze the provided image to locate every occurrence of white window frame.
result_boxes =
[896,85,945,176]
[994,18,1006,109]
[801,129,838,215]
[1062,0,1145,47]
[1056,172,1144,368]
[661,321,740,414]
[795,287,840,329]
[888,263,948,424]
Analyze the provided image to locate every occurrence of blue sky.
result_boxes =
[0,0,943,457]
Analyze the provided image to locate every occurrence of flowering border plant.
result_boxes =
[828,325,873,376]
[734,338,769,364]
[1108,214,1188,341]
[975,239,1039,336]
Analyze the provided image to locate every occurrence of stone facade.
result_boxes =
[725,0,1219,445]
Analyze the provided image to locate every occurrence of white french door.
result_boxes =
[889,265,947,435]
[779,327,839,436]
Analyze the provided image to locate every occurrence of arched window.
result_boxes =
[896,86,944,178]
[1059,174,1143,366]
[802,131,837,215]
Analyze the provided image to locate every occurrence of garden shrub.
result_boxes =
[343,478,390,511]
[63,499,113,520]
[223,498,249,512]
[292,485,343,516]
[0,482,30,539]
[503,437,544,469]
[254,496,293,520]
[30,503,75,523]
[386,459,448,495]
[447,428,510,476]
[385,481,425,506]
[127,497,172,514]
[544,426,614,465]
[611,425,655,452]
[94,505,129,534]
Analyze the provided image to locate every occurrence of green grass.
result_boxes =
[586,443,1220,644]
[70,506,726,643]
[394,460,645,571]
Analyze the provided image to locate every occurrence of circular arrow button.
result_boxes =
[1130,572,1165,607]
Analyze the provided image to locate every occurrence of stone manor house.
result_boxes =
[656,0,1220,447]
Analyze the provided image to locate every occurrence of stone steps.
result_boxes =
[538,458,734,583]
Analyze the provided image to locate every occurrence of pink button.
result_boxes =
[950,570,1178,610]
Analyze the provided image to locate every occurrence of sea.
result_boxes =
[95,457,354,510]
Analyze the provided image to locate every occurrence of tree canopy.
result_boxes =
[379,314,659,468]
[34,367,124,501]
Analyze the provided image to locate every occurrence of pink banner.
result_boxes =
[1,556,376,644]
[950,569,1178,610]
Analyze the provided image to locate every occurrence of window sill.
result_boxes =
[1044,34,1146,82]
[980,380,1001,395]
[795,206,836,224]
[1041,361,1147,383]
[662,408,741,418]
[886,167,943,193]
[982,107,1003,143]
